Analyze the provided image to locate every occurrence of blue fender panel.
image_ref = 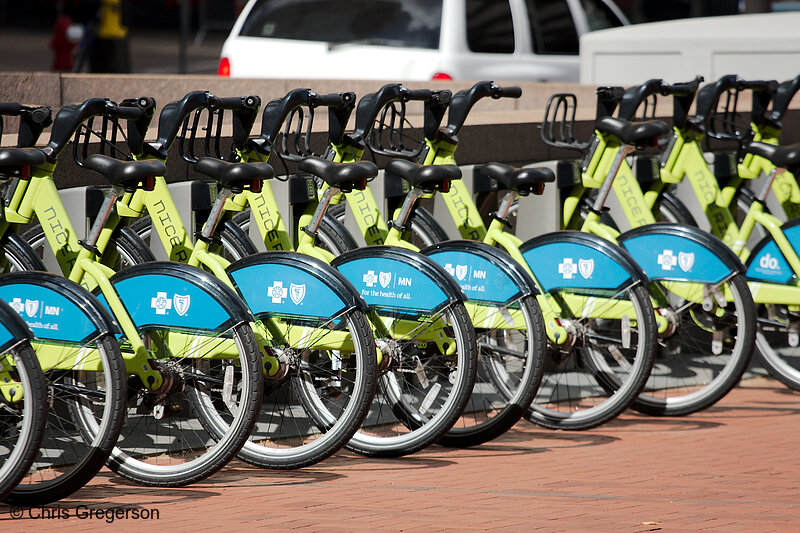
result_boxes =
[332,246,463,314]
[619,224,743,284]
[0,271,117,345]
[422,240,537,304]
[227,251,365,320]
[520,231,644,293]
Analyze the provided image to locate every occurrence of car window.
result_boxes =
[525,0,579,55]
[465,0,515,54]
[579,0,624,31]
[239,0,442,49]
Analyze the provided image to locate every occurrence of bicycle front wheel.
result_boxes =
[347,300,478,457]
[438,294,545,447]
[237,309,377,469]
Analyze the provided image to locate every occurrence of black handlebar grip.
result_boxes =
[314,92,355,107]
[27,106,53,126]
[0,103,23,116]
[216,95,260,110]
[111,103,146,121]
[404,88,434,101]
[495,86,522,99]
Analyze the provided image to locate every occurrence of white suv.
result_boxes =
[219,0,628,82]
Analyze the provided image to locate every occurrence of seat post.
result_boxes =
[757,166,786,204]
[83,185,125,251]
[303,186,340,237]
[496,190,519,221]
[592,144,635,212]
[199,188,234,242]
[392,187,425,230]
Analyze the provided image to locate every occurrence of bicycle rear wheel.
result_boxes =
[7,335,127,505]
[526,283,656,430]
[633,274,755,415]
[106,321,263,486]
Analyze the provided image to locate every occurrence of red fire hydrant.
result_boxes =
[50,14,77,72]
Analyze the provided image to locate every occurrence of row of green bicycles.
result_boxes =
[0,73,798,504]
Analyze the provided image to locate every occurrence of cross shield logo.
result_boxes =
[578,259,594,279]
[678,252,695,272]
[25,299,39,318]
[290,283,306,305]
[173,294,191,316]
[379,272,392,288]
[455,265,468,281]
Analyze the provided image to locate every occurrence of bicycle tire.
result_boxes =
[399,210,547,444]
[0,233,46,272]
[633,273,755,415]
[346,300,478,457]
[7,334,128,505]
[655,192,699,227]
[0,342,48,502]
[606,199,758,415]
[438,293,545,447]
[235,309,376,468]
[0,241,130,504]
[104,319,263,486]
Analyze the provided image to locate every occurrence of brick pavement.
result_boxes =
[2,377,799,531]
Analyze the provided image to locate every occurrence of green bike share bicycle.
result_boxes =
[610,74,800,392]
[0,103,130,504]
[348,80,755,418]
[0,96,267,490]
[236,83,661,431]
[64,90,474,459]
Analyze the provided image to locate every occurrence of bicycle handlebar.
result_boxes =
[44,97,155,161]
[446,81,521,135]
[0,103,53,147]
[764,74,800,128]
[617,76,703,129]
[690,75,775,140]
[251,89,356,158]
[352,84,451,141]
[147,91,216,158]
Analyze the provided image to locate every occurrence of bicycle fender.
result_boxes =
[422,240,538,304]
[103,262,253,333]
[0,271,118,345]
[332,246,464,314]
[227,251,367,320]
[618,224,744,284]
[520,231,647,293]
[744,217,800,284]
[0,299,32,352]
